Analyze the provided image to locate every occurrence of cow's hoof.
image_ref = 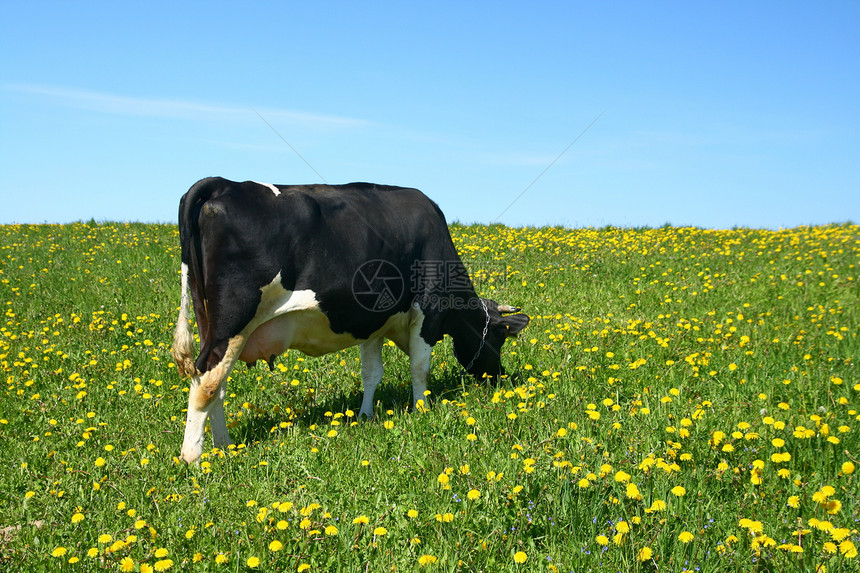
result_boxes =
[180,445,203,465]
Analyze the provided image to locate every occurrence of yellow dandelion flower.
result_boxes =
[71,512,84,524]
[325,525,338,536]
[467,489,481,501]
[678,531,694,543]
[373,526,388,536]
[154,559,174,572]
[269,540,283,551]
[637,547,653,562]
[119,556,135,572]
[513,551,527,563]
[51,546,67,558]
[671,486,686,497]
[418,554,438,566]
[596,535,609,546]
[246,556,260,568]
[352,515,369,525]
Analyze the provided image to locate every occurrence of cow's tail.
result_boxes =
[172,262,197,378]
[171,177,220,379]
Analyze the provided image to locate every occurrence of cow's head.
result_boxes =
[452,299,530,379]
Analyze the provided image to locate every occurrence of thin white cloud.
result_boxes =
[3,83,371,129]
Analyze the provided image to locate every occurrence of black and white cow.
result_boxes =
[171,177,530,463]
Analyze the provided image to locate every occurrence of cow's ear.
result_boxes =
[499,313,530,337]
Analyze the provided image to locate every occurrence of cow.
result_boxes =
[171,177,530,463]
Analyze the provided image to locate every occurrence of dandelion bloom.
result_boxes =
[269,540,283,551]
[154,548,168,558]
[626,483,642,500]
[297,565,311,572]
[51,546,67,558]
[671,486,686,497]
[616,521,630,534]
[71,512,84,524]
[418,555,438,566]
[325,525,338,536]
[637,547,653,562]
[513,551,527,563]
[467,489,481,501]
[246,556,260,568]
[373,526,388,536]
[645,499,667,513]
[787,495,800,508]
[678,531,694,543]
[842,461,855,475]
[154,559,174,572]
[119,557,135,572]
[407,509,419,519]
[437,473,449,486]
[353,515,369,525]
[215,554,229,564]
[596,535,609,546]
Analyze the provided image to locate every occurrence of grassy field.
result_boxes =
[1,221,858,572]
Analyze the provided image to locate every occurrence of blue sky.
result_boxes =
[2,1,858,228]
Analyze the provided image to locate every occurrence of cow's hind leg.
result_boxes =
[358,337,384,419]
[181,335,245,463]
[209,382,234,451]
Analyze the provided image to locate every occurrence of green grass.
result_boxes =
[1,221,858,572]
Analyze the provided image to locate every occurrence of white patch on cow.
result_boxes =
[244,273,361,358]
[253,181,281,196]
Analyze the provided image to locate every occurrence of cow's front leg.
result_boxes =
[358,338,384,419]
[409,335,433,411]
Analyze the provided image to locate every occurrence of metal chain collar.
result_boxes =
[463,299,490,373]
